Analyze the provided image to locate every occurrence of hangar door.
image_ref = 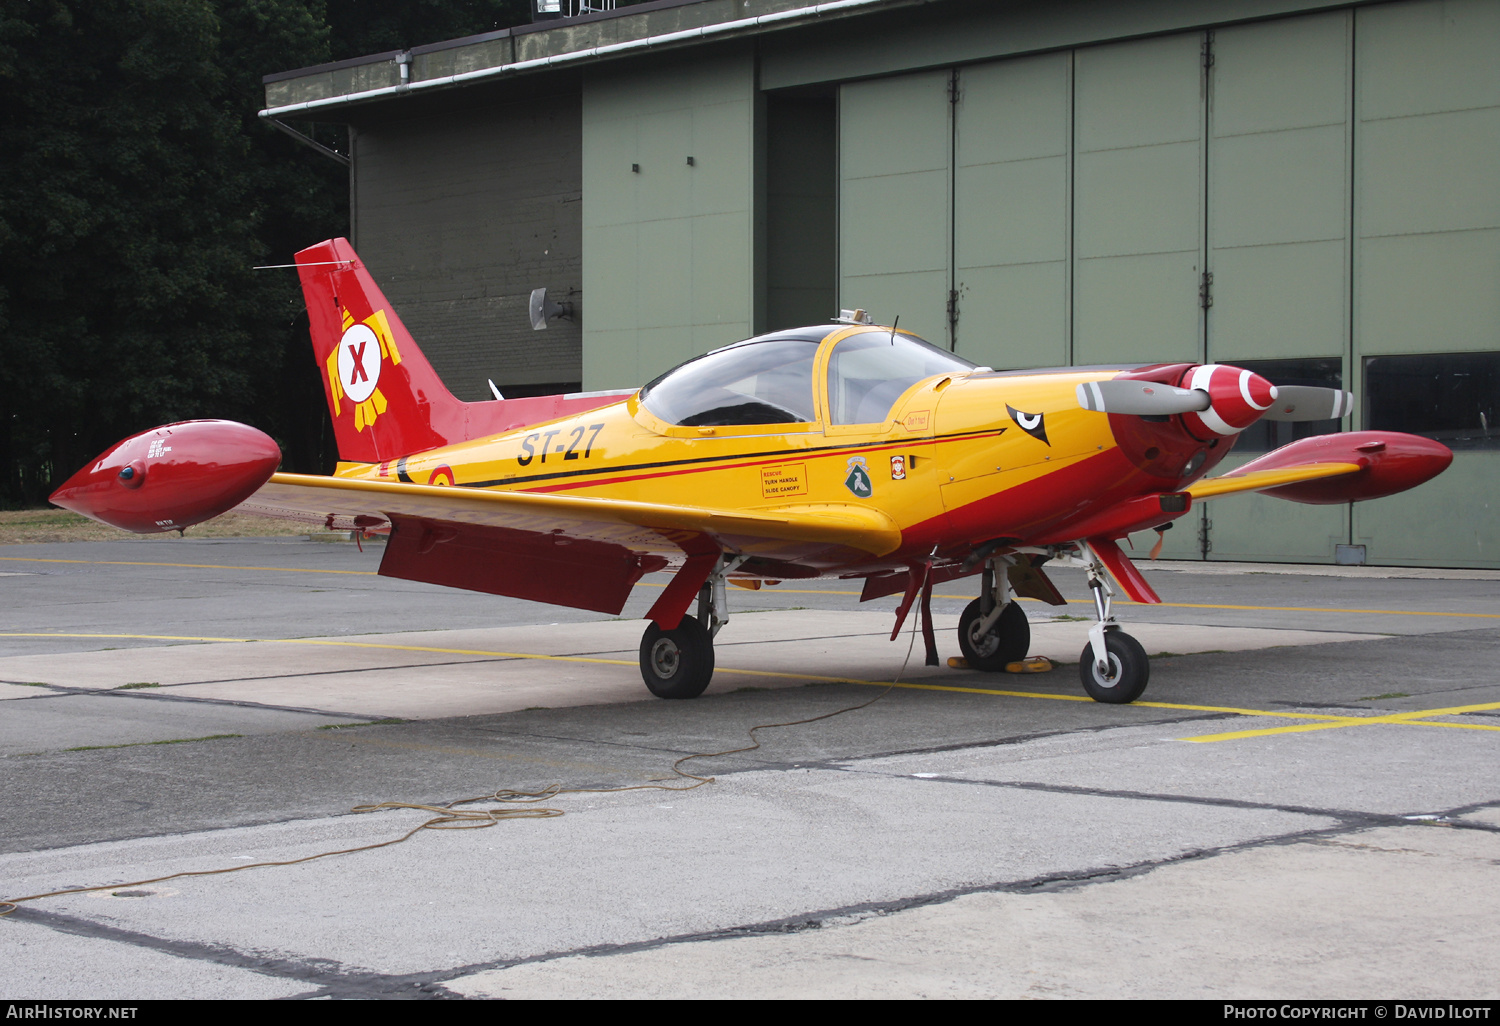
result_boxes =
[838,71,953,347]
[835,0,1498,566]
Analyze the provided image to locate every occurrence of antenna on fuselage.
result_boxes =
[890,315,899,345]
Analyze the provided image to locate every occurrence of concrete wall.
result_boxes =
[350,83,585,400]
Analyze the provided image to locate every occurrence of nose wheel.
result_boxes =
[1075,541,1150,704]
[1077,628,1149,703]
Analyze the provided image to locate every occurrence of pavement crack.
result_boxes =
[847,771,1500,830]
[6,907,459,999]
[424,816,1397,984]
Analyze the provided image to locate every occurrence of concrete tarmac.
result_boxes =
[1,536,1498,999]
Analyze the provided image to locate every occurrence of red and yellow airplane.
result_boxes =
[51,238,1453,704]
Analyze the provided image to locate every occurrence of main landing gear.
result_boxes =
[963,546,1150,704]
[957,559,1030,671]
[638,555,742,699]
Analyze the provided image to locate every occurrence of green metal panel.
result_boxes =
[1358,229,1500,356]
[1202,13,1351,562]
[1072,32,1205,366]
[1356,0,1500,120]
[954,54,1071,370]
[839,71,951,343]
[582,49,756,390]
[1201,455,1350,563]
[1356,0,1500,360]
[1349,0,1500,569]
[1353,453,1500,568]
[759,0,1356,93]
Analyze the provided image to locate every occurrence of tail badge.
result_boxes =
[327,309,402,433]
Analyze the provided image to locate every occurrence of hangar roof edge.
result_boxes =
[261,0,924,120]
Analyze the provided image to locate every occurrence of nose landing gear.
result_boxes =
[1076,542,1150,704]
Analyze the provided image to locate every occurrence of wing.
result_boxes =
[1186,462,1361,500]
[237,473,901,615]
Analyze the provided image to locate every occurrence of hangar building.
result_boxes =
[262,0,1499,568]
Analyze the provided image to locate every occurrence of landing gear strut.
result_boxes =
[638,554,743,699]
[1076,542,1150,704]
[958,559,1030,671]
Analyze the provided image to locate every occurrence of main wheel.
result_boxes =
[639,615,715,699]
[957,599,1030,672]
[1078,630,1150,704]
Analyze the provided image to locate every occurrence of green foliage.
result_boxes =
[0,0,554,505]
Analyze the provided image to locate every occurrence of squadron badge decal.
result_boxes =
[844,456,874,498]
[327,309,403,433]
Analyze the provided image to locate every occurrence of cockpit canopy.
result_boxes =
[639,326,974,428]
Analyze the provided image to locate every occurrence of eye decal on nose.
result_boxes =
[1007,405,1049,445]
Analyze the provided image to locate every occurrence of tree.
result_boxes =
[0,0,629,505]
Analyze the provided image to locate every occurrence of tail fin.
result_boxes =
[296,238,629,463]
[298,238,465,463]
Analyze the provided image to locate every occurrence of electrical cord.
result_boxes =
[0,569,930,918]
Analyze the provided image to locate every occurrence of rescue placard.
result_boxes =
[761,463,808,498]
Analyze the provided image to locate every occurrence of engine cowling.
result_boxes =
[50,420,281,533]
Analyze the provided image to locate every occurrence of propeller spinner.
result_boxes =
[1077,365,1353,434]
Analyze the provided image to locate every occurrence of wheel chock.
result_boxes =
[947,656,969,669]
[1005,656,1053,674]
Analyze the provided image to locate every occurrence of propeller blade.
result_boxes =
[1076,380,1212,417]
[1260,386,1354,422]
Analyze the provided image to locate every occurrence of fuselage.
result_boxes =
[333,328,1229,576]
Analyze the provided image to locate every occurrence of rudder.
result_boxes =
[298,238,465,463]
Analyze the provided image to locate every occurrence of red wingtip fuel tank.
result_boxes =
[49,420,281,533]
[1227,431,1454,504]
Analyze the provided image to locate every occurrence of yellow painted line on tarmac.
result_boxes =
[7,633,1499,746]
[0,556,376,576]
[6,556,1495,620]
[1182,700,1500,743]
[1123,600,1500,620]
[0,632,1418,721]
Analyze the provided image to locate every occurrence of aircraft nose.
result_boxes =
[1179,364,1279,437]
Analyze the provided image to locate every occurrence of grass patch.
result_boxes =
[1151,652,1183,659]
[14,682,52,688]
[113,682,160,690]
[315,718,405,731]
[0,507,328,544]
[66,733,242,752]
[731,686,767,693]
[1052,614,1090,622]
[1360,691,1409,701]
[523,706,550,711]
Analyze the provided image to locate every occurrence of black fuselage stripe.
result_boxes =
[459,428,1005,490]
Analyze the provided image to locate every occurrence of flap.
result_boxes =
[239,473,903,559]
